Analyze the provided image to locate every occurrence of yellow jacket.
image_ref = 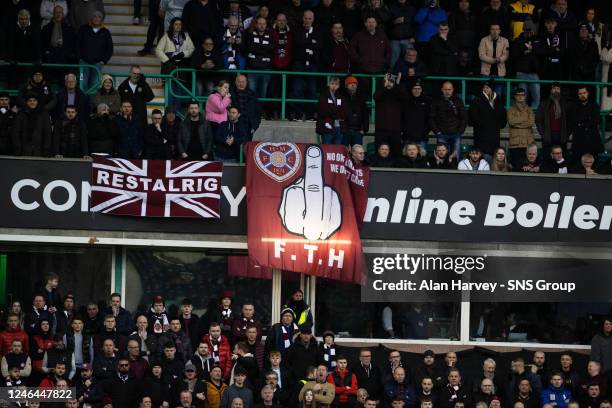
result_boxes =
[509,1,535,39]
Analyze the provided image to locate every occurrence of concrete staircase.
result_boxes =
[104,0,166,114]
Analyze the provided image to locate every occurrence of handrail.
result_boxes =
[5,62,104,95]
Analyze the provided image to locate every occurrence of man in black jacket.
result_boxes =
[144,109,174,159]
[570,86,604,163]
[429,22,459,76]
[397,141,429,168]
[353,348,383,403]
[88,103,117,155]
[511,20,540,109]
[12,95,52,157]
[342,77,369,146]
[177,102,213,160]
[0,93,15,155]
[403,80,431,152]
[245,18,274,99]
[428,143,457,170]
[570,24,600,84]
[438,369,471,408]
[429,81,467,160]
[54,73,91,125]
[286,328,321,384]
[52,105,89,158]
[370,143,396,168]
[103,357,138,408]
[181,0,221,52]
[535,82,569,155]
[77,11,113,92]
[231,75,261,140]
[18,67,56,112]
[7,9,41,84]
[468,81,507,159]
[41,6,77,66]
[375,74,408,159]
[290,10,322,121]
[118,65,155,130]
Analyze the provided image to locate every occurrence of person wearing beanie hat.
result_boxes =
[570,22,600,84]
[345,76,358,87]
[403,79,431,153]
[287,325,321,383]
[319,330,337,371]
[265,307,299,360]
[413,350,444,390]
[92,74,121,118]
[283,289,313,331]
[468,79,507,159]
[18,69,56,113]
[342,75,369,146]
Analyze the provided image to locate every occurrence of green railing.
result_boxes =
[1,62,103,95]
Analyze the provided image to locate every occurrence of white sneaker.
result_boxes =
[133,17,140,25]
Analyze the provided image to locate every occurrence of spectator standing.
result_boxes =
[342,76,369,146]
[448,0,478,61]
[541,0,577,41]
[206,80,232,134]
[403,80,431,152]
[429,22,459,76]
[429,81,467,160]
[214,106,248,163]
[338,0,362,41]
[397,142,429,169]
[536,82,569,155]
[41,6,77,67]
[374,74,407,159]
[511,19,540,109]
[179,299,200,349]
[92,75,121,118]
[570,24,600,84]
[601,31,612,111]
[388,0,416,69]
[314,0,339,36]
[393,49,428,81]
[0,94,16,156]
[469,81,507,159]
[361,0,391,32]
[12,95,52,157]
[7,10,41,84]
[136,0,163,55]
[269,13,293,118]
[428,143,457,169]
[509,0,535,40]
[539,17,564,81]
[115,101,144,159]
[328,356,358,408]
[88,103,118,155]
[507,88,534,168]
[350,16,391,76]
[287,328,321,384]
[222,16,246,70]
[117,65,155,130]
[323,22,351,73]
[569,87,604,163]
[69,0,104,30]
[231,75,261,140]
[265,308,299,361]
[54,73,91,124]
[245,17,275,99]
[478,23,509,97]
[316,77,346,145]
[290,10,322,121]
[159,0,189,32]
[591,317,612,373]
[52,105,88,158]
[178,102,213,160]
[353,348,383,402]
[182,0,221,50]
[479,0,511,39]
[143,109,174,160]
[191,37,223,97]
[77,11,113,92]
[414,0,447,51]
[40,0,68,27]
[458,146,490,171]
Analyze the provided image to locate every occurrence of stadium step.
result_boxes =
[106,24,149,35]
[112,35,147,46]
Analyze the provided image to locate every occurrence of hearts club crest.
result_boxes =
[254,142,302,182]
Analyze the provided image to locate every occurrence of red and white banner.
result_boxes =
[90,157,223,218]
[244,142,369,283]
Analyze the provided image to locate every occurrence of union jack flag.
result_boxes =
[90,157,223,218]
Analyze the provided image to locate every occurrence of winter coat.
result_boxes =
[479,6,511,39]
[507,103,535,148]
[591,331,612,372]
[77,25,113,65]
[7,23,41,63]
[384,379,417,408]
[438,383,471,408]
[393,59,429,78]
[353,363,383,400]
[177,114,213,158]
[570,38,600,81]
[328,368,358,407]
[293,26,322,66]
[221,29,247,70]
[19,80,56,112]
[188,352,215,380]
[342,90,369,133]
[117,77,155,127]
[536,97,569,145]
[93,354,117,380]
[92,88,121,117]
[206,92,232,124]
[316,91,347,134]
[397,155,429,169]
[271,27,293,70]
[214,119,248,160]
[510,34,539,74]
[509,1,535,40]
[155,32,196,64]
[41,20,77,64]
[40,1,69,27]
[191,47,223,78]
[70,0,105,30]
[0,110,16,155]
[388,3,416,41]
[428,155,457,170]
[478,35,510,77]
[1,353,31,379]
[429,96,468,135]
[540,386,571,408]
[375,86,408,133]
[203,334,232,380]
[12,107,52,157]
[429,35,459,75]
[220,384,254,408]
[287,338,322,381]
[159,329,192,362]
[323,37,351,73]
[570,100,604,156]
[469,92,507,155]
[182,0,221,47]
[300,380,335,408]
[458,158,490,171]
[245,29,274,69]
[232,316,262,343]
[115,114,144,159]
[92,330,127,357]
[231,87,261,135]
[88,115,118,154]
[75,378,104,407]
[52,117,88,157]
[403,94,431,142]
[414,7,447,43]
[370,154,396,167]
[349,29,391,74]
[103,374,138,408]
[144,124,174,160]
[448,10,478,50]
[0,327,29,358]
[53,87,91,123]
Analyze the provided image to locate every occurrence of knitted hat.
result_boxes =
[514,87,526,95]
[152,295,165,305]
[345,76,358,86]
[81,363,92,371]
[184,362,196,372]
[90,10,103,20]
[101,73,114,85]
[220,290,233,301]
[424,349,435,357]
[181,298,192,306]
[322,330,335,340]
[280,307,295,319]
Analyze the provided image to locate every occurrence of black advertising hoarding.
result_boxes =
[1,158,612,243]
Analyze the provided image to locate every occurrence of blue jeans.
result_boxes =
[437,133,462,157]
[516,72,540,109]
[320,127,343,144]
[291,63,318,118]
[80,60,101,92]
[343,129,363,146]
[248,73,271,99]
[390,39,414,70]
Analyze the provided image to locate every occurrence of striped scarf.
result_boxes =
[280,323,298,350]
[323,344,336,369]
[211,337,221,363]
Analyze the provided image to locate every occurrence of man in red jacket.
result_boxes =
[203,322,232,380]
[328,356,358,408]
[0,313,29,358]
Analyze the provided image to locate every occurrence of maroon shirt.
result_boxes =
[549,103,562,133]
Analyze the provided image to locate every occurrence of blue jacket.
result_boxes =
[541,385,572,408]
[414,7,448,42]
[384,379,417,408]
[214,119,248,160]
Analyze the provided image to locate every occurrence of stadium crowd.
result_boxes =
[0,0,611,173]
[0,272,611,408]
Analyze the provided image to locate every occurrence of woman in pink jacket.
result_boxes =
[205,80,232,132]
